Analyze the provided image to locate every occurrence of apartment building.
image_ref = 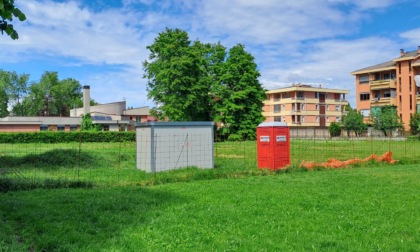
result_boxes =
[263,84,349,127]
[351,47,420,130]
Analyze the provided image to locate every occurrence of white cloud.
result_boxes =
[2,0,417,110]
[400,28,420,48]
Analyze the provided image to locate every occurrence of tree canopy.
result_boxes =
[371,105,403,137]
[409,112,420,135]
[143,28,266,139]
[0,69,87,117]
[342,108,366,137]
[0,0,26,40]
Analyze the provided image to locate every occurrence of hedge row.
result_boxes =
[0,131,136,143]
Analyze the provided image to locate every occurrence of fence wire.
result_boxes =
[1,131,420,188]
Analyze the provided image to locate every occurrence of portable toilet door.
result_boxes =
[257,122,290,170]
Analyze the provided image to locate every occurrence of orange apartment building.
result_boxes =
[351,47,420,130]
[263,84,349,127]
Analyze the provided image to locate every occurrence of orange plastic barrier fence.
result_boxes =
[299,151,397,170]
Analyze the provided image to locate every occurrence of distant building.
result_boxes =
[351,47,420,130]
[263,84,349,127]
[0,85,153,132]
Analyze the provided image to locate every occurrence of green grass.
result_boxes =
[1,139,420,187]
[1,164,419,251]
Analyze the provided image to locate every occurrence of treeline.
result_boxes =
[0,70,97,117]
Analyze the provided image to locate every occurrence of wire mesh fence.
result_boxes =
[1,131,420,188]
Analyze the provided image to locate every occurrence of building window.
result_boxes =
[409,77,412,92]
[399,95,402,110]
[374,72,381,81]
[316,116,319,123]
[282,104,285,110]
[301,116,305,123]
[359,75,369,84]
[409,61,412,72]
[57,125,65,131]
[316,104,319,110]
[383,73,390,80]
[40,125,48,131]
[335,105,340,111]
[360,93,370,101]
[410,95,413,110]
[327,117,330,122]
[274,94,280,101]
[274,104,281,113]
[136,116,140,122]
[336,117,341,122]
[398,63,401,74]
[315,92,319,98]
[301,104,305,110]
[274,116,281,122]
[282,116,286,122]
[103,125,109,131]
[399,77,402,92]
[70,125,78,131]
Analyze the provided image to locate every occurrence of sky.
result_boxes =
[1,0,420,109]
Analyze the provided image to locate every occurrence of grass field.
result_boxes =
[1,164,419,251]
[1,139,420,250]
[1,138,420,187]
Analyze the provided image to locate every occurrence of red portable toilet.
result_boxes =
[257,122,290,170]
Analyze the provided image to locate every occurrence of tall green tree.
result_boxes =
[371,105,403,137]
[23,72,82,116]
[0,82,8,117]
[0,69,30,116]
[213,44,266,140]
[0,0,26,40]
[143,28,216,121]
[342,108,366,137]
[409,112,420,135]
[144,28,266,139]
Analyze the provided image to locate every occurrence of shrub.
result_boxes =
[328,122,341,137]
[0,131,136,144]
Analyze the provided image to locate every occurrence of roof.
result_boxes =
[0,116,82,125]
[258,122,288,127]
[412,58,420,67]
[351,60,396,75]
[393,49,419,62]
[266,84,349,94]
[136,121,214,128]
[123,106,150,116]
[352,49,420,75]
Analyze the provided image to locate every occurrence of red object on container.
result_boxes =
[257,122,290,170]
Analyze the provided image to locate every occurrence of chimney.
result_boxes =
[400,49,405,56]
[83,85,90,115]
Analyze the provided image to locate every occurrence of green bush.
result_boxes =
[0,131,136,144]
[328,122,341,137]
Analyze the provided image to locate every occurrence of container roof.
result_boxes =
[258,122,288,127]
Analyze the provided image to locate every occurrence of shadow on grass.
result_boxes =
[0,177,93,192]
[0,149,95,170]
[0,187,182,251]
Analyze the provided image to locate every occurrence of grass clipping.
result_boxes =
[299,151,397,169]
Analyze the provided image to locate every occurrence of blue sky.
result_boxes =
[1,0,420,108]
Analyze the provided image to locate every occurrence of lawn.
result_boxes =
[1,164,419,251]
[1,139,420,187]
[1,139,420,250]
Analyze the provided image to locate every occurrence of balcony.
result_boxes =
[370,79,396,90]
[370,97,397,106]
[291,97,305,102]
